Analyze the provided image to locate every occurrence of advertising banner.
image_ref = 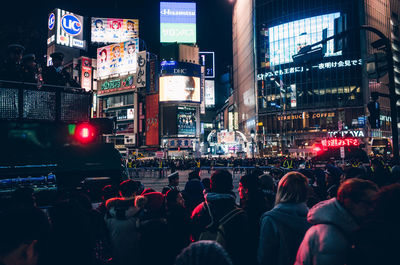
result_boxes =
[159,76,200,102]
[205,80,215,108]
[177,106,196,136]
[97,39,139,79]
[97,75,136,95]
[145,95,159,146]
[269,12,341,66]
[91,18,139,43]
[81,57,92,92]
[48,9,85,50]
[160,2,196,43]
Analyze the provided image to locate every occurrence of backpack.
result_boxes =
[199,202,245,248]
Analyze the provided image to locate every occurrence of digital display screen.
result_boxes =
[269,12,341,66]
[177,106,196,136]
[199,52,215,78]
[159,76,200,102]
[160,2,196,43]
[205,80,215,108]
[91,18,139,43]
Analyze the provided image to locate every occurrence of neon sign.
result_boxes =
[321,138,360,148]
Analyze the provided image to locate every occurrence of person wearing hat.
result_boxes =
[182,169,205,212]
[21,53,41,86]
[42,52,80,88]
[162,171,180,194]
[0,44,25,82]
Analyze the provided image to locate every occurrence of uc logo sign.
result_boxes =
[61,14,82,36]
[48,13,55,30]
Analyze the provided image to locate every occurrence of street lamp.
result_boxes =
[250,129,255,158]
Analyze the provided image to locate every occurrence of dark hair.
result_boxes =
[175,241,233,265]
[201,178,211,190]
[95,19,103,25]
[119,180,141,197]
[344,167,366,180]
[0,208,50,257]
[240,173,261,192]
[373,183,400,222]
[211,170,233,194]
[166,189,181,208]
[337,178,378,205]
[102,185,118,201]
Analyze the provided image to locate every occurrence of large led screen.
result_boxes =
[97,39,139,79]
[160,2,196,43]
[91,18,139,43]
[205,80,215,108]
[177,106,196,136]
[269,12,341,66]
[159,76,200,102]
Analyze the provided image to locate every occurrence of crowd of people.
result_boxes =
[0,43,80,88]
[1,157,399,265]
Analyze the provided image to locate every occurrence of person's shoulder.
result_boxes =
[191,201,206,218]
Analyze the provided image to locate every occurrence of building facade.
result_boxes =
[233,0,400,157]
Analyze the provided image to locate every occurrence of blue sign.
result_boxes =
[160,62,201,77]
[61,14,82,36]
[48,13,55,30]
[358,116,366,127]
[160,2,196,24]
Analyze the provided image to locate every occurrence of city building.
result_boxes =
[232,0,400,157]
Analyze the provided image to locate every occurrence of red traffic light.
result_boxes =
[74,123,96,144]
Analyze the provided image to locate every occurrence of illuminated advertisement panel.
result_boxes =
[199,52,215,78]
[160,2,196,43]
[146,95,159,146]
[177,106,196,136]
[205,80,215,108]
[47,9,85,50]
[97,39,139,79]
[159,76,200,102]
[269,12,341,66]
[81,57,92,92]
[91,18,139,43]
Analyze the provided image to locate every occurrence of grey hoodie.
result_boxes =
[295,198,359,265]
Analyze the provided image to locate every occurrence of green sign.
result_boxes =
[99,76,135,94]
[160,23,196,43]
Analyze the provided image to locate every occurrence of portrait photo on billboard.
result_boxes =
[159,76,200,102]
[91,18,139,43]
[97,39,139,79]
[269,12,341,66]
[177,107,196,136]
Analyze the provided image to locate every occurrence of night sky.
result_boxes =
[0,0,233,77]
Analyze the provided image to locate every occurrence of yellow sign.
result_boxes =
[277,112,335,121]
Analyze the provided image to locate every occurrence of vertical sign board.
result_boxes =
[200,66,205,114]
[340,146,345,159]
[160,2,197,43]
[81,57,92,91]
[205,80,215,108]
[136,51,147,88]
[146,94,159,146]
[199,52,215,78]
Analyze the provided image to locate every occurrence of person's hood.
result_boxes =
[106,197,140,218]
[307,198,359,234]
[264,203,310,233]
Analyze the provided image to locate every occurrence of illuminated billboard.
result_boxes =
[91,18,139,43]
[177,106,196,136]
[160,2,196,43]
[199,52,215,78]
[160,76,200,102]
[205,80,215,108]
[47,9,85,50]
[97,39,139,79]
[269,12,341,66]
[146,95,159,146]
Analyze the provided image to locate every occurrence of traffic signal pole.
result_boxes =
[293,25,399,164]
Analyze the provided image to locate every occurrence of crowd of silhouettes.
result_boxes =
[1,156,400,265]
